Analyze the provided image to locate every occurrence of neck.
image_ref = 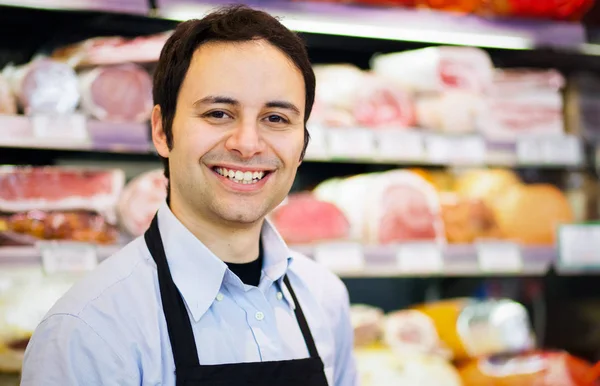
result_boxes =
[169,196,263,264]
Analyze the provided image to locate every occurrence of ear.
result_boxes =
[151,105,170,158]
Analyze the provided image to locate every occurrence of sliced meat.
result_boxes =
[79,63,153,123]
[118,169,167,237]
[270,193,350,245]
[0,73,16,115]
[350,305,384,347]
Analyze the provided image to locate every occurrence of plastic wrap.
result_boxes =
[79,63,153,123]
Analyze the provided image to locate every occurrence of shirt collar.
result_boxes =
[154,202,294,322]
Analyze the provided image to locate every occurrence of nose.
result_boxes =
[224,119,266,159]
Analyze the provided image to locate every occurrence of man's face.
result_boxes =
[153,40,306,226]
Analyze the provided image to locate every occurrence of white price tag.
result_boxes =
[376,129,425,161]
[305,125,328,159]
[517,138,543,164]
[314,242,365,273]
[327,128,375,159]
[540,136,582,166]
[558,225,600,267]
[425,135,451,163]
[476,241,523,273]
[31,114,88,142]
[448,136,486,165]
[39,242,98,275]
[397,242,443,274]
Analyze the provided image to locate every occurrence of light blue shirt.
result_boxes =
[21,202,358,385]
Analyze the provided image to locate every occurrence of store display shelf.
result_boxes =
[0,115,154,155]
[0,0,149,15]
[157,0,587,52]
[292,242,555,277]
[0,245,120,266]
[305,128,585,168]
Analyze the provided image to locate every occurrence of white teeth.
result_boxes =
[215,167,268,184]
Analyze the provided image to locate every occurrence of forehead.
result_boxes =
[179,39,305,106]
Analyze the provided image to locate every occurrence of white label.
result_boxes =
[558,225,600,266]
[397,242,443,274]
[376,129,425,161]
[314,242,365,273]
[449,136,486,165]
[425,135,451,163]
[305,125,328,159]
[327,128,375,159]
[39,242,98,275]
[516,138,543,164]
[31,114,88,142]
[476,241,522,273]
[540,136,582,166]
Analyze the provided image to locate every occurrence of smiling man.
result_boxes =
[20,5,357,386]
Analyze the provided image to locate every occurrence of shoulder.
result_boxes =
[287,249,350,319]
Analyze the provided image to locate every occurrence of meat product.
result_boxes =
[350,304,384,347]
[0,166,125,223]
[415,90,484,134]
[2,59,80,115]
[117,169,167,237]
[370,47,495,94]
[1,211,118,245]
[0,73,16,115]
[419,0,483,12]
[492,183,573,245]
[413,298,535,361]
[565,73,600,141]
[459,351,600,386]
[383,309,452,358]
[440,193,502,243]
[270,192,350,245]
[364,170,445,244]
[491,68,565,95]
[454,168,521,209]
[79,63,153,123]
[353,73,416,128]
[355,347,463,386]
[492,0,595,20]
[51,33,171,68]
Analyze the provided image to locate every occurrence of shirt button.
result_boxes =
[277,292,283,300]
[216,293,224,301]
[255,311,265,321]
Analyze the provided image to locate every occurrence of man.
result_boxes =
[21,5,357,386]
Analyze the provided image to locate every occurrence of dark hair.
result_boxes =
[153,4,316,185]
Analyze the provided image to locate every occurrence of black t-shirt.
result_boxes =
[225,240,263,287]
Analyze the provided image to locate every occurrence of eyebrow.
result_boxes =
[193,95,301,116]
[265,100,301,116]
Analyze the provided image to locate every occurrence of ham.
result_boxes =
[350,304,384,347]
[270,192,350,244]
[371,46,495,94]
[0,166,125,223]
[79,63,153,123]
[117,169,167,237]
[440,193,502,243]
[415,90,484,134]
[2,59,80,115]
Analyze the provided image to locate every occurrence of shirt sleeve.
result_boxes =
[21,314,138,386]
[333,285,358,386]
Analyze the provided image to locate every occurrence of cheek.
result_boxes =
[266,129,305,166]
[173,119,222,161]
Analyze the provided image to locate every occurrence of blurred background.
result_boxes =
[2,0,600,384]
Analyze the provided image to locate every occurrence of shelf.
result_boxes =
[157,0,590,52]
[0,115,153,155]
[0,0,149,15]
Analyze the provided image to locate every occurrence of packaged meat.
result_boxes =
[454,168,521,208]
[364,170,445,244]
[0,74,16,115]
[415,90,485,134]
[440,193,502,243]
[491,0,595,20]
[0,166,125,224]
[459,351,600,386]
[51,33,171,68]
[370,47,495,94]
[492,184,574,245]
[350,304,384,347]
[491,68,565,95]
[2,59,80,115]
[383,309,452,358]
[269,192,350,245]
[413,298,535,361]
[79,63,153,123]
[117,169,167,237]
[355,347,463,386]
[1,211,118,245]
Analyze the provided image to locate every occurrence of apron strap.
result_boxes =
[283,275,319,358]
[144,215,200,368]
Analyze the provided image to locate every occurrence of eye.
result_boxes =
[203,110,232,120]
[265,115,289,124]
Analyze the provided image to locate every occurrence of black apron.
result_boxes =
[144,215,330,386]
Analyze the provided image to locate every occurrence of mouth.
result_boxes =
[212,166,273,185]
